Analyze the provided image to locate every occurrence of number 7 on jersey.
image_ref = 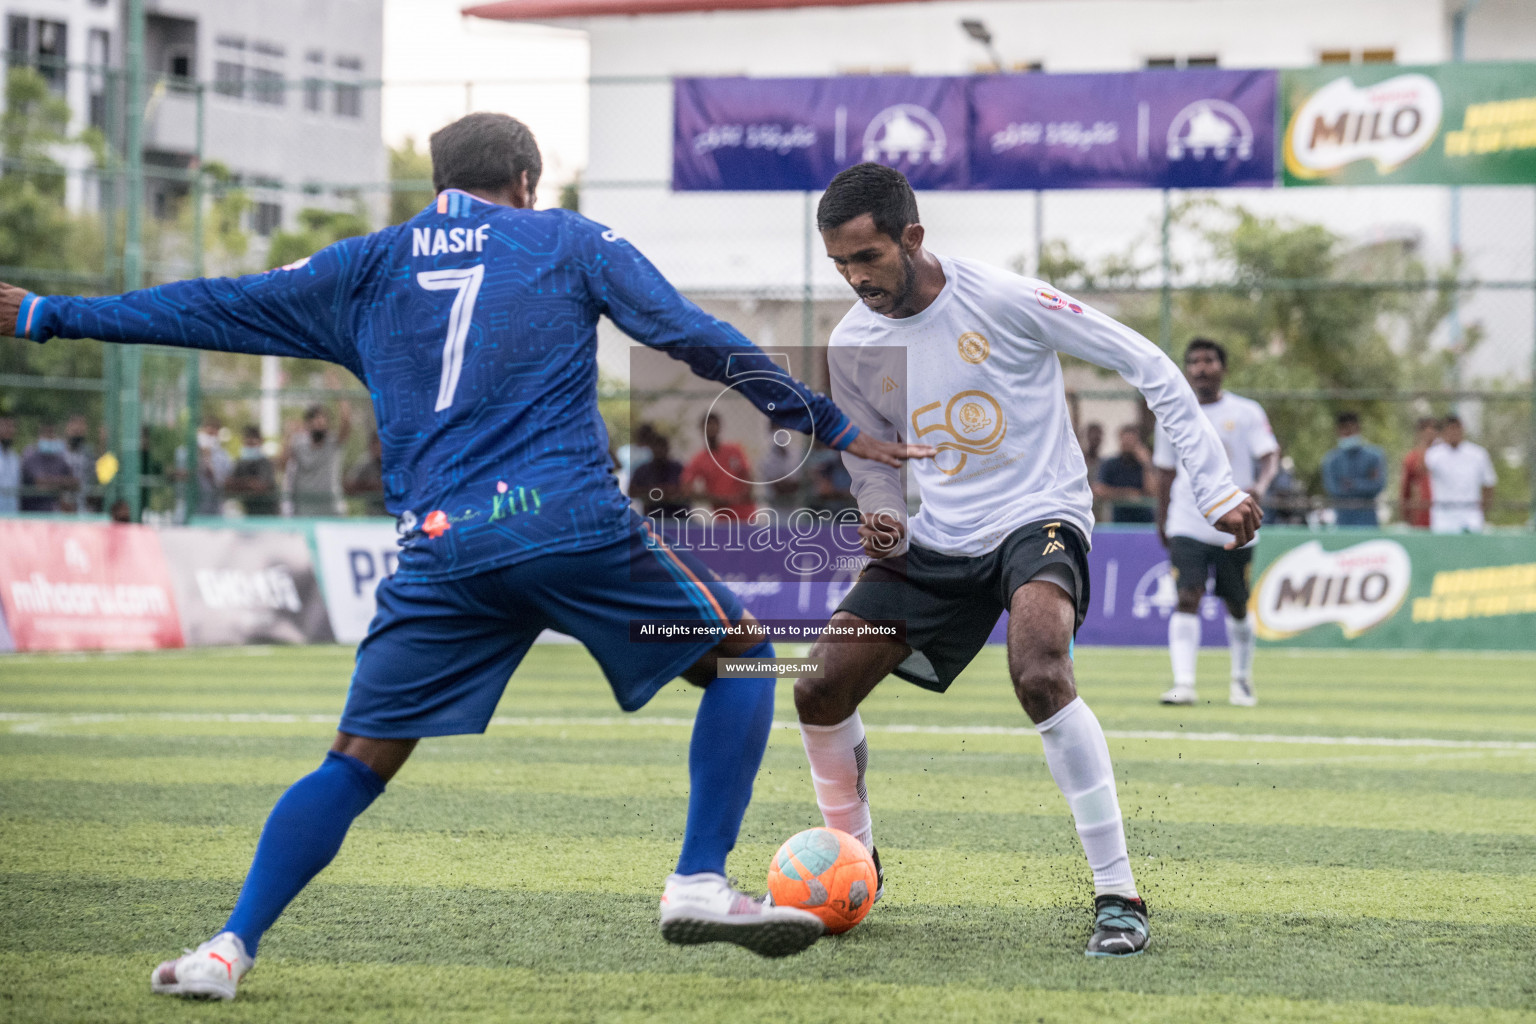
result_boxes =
[416,264,485,411]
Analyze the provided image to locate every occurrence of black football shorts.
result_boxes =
[836,518,1090,693]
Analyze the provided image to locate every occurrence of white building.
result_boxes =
[4,0,386,246]
[467,0,1536,387]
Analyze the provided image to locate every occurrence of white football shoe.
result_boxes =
[150,931,252,1000]
[1159,685,1198,706]
[1229,679,1258,707]
[660,872,823,958]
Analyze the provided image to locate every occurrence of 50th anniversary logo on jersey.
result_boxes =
[911,390,1007,477]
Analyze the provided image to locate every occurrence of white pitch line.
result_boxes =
[0,711,1533,750]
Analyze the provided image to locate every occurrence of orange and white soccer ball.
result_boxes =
[766,827,878,934]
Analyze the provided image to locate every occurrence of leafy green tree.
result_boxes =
[267,207,370,270]
[1028,200,1478,507]
[389,138,434,225]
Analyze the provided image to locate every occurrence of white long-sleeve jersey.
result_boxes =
[829,255,1247,555]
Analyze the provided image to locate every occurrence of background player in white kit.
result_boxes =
[1154,339,1279,708]
[792,164,1263,957]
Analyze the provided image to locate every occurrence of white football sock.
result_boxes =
[1226,614,1256,683]
[1169,611,1201,688]
[1036,698,1137,897]
[799,713,874,852]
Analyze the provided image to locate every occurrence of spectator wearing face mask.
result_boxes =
[284,402,351,516]
[0,416,20,513]
[344,433,388,516]
[177,416,233,517]
[225,425,279,516]
[20,421,78,512]
[62,414,97,506]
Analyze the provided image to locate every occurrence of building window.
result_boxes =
[88,29,110,130]
[251,41,285,106]
[253,201,282,236]
[1320,47,1396,64]
[303,50,324,112]
[333,56,362,118]
[7,17,69,92]
[214,36,245,98]
[169,52,190,78]
[1146,54,1219,69]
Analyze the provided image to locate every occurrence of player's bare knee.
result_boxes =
[1011,656,1076,722]
[1176,590,1203,614]
[794,673,853,726]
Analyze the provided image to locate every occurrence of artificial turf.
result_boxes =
[1,644,1533,1023]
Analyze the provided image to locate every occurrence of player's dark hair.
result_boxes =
[1336,411,1360,427]
[430,113,543,196]
[304,404,326,422]
[817,163,920,243]
[1184,337,1227,367]
[1443,414,1462,427]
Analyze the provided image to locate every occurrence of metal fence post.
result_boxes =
[118,0,145,519]
[1158,188,1172,353]
[802,190,814,360]
[183,81,206,521]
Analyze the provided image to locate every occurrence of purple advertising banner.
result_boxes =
[673,70,1276,192]
[971,69,1277,190]
[673,76,969,191]
[684,526,1231,648]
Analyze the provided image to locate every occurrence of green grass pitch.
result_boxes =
[1,643,1534,1023]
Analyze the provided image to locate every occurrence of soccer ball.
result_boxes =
[766,827,877,934]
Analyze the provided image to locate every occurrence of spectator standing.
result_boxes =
[62,414,96,507]
[1424,415,1497,533]
[0,416,20,513]
[345,433,388,516]
[182,417,233,517]
[629,433,689,519]
[226,425,279,516]
[20,421,77,512]
[1095,424,1154,523]
[681,412,756,519]
[1399,417,1438,528]
[756,420,803,514]
[1320,412,1386,526]
[284,403,350,516]
[1080,422,1104,519]
[808,442,856,513]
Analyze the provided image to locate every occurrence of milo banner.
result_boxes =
[1283,62,1536,186]
[1250,528,1536,649]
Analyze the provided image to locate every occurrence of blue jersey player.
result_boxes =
[0,113,930,998]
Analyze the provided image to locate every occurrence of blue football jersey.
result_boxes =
[21,190,859,581]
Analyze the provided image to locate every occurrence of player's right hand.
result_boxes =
[858,511,905,560]
[0,282,25,337]
[843,433,936,468]
[1214,495,1264,549]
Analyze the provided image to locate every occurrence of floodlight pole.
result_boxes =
[118,0,145,519]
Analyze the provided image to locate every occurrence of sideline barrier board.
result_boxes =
[1249,528,1536,649]
[0,520,183,651]
[162,527,334,647]
[313,522,400,644]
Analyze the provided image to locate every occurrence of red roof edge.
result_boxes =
[464,0,933,20]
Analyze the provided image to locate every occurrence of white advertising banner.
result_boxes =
[312,522,400,644]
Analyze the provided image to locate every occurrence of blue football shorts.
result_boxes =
[339,516,743,738]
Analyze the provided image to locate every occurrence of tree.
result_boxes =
[266,207,370,270]
[1027,200,1475,502]
[389,138,434,225]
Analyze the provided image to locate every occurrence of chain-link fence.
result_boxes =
[3,61,1533,526]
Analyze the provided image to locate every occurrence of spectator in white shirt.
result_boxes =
[1423,415,1497,533]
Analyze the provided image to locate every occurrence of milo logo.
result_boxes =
[1252,539,1411,640]
[1285,73,1442,179]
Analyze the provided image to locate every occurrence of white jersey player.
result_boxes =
[1153,340,1279,707]
[791,164,1261,958]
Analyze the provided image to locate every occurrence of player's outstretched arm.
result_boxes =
[0,238,369,375]
[574,218,930,464]
[1021,282,1251,538]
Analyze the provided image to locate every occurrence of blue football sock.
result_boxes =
[675,640,776,877]
[221,751,385,956]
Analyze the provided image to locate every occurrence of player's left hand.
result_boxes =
[0,282,24,337]
[843,433,936,468]
[1214,495,1263,549]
